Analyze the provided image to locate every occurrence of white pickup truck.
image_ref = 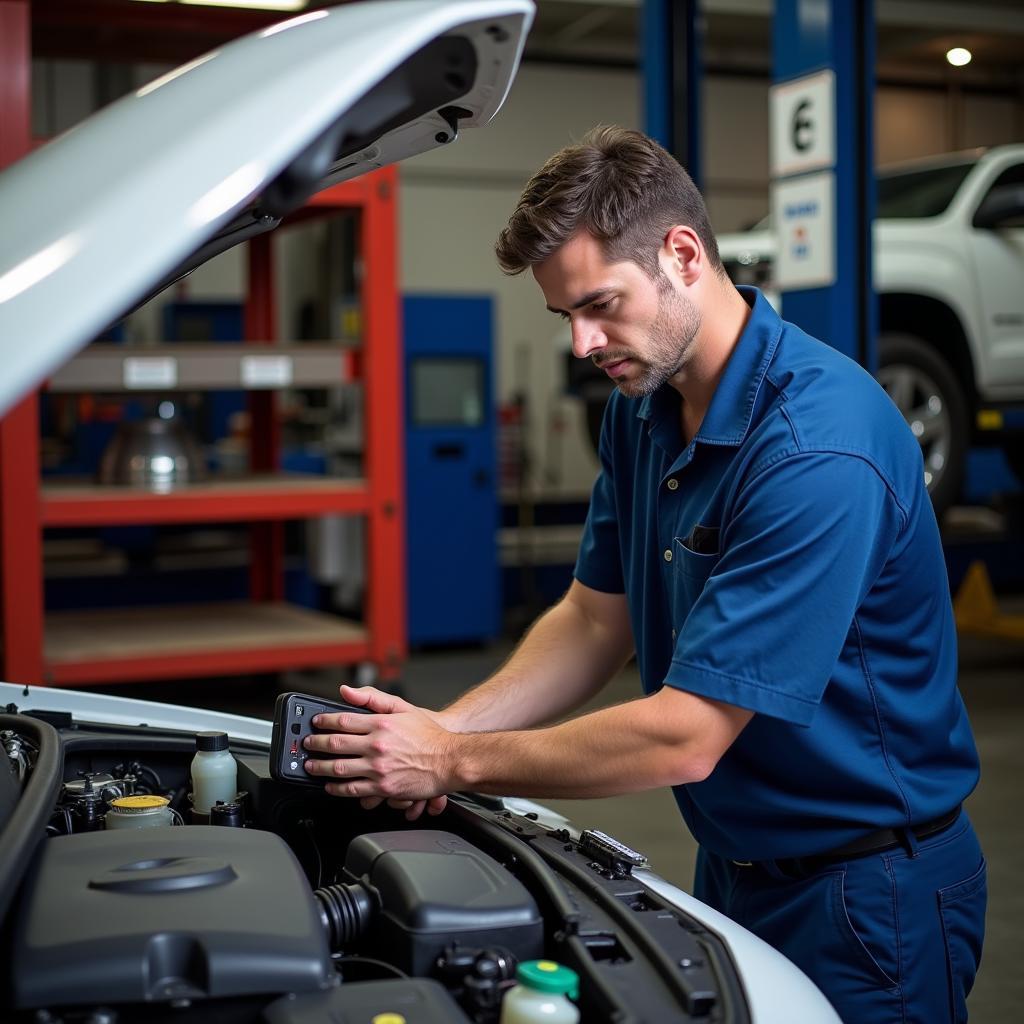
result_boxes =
[718,144,1024,513]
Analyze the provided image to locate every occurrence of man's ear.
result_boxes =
[661,224,704,286]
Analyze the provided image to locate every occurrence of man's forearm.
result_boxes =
[309,680,753,803]
[439,589,633,733]
[448,689,709,798]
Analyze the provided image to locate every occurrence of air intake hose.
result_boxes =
[314,882,375,950]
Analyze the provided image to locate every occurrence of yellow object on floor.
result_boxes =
[953,561,1024,640]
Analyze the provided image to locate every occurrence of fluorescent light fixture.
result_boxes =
[131,1,308,8]
[180,0,308,10]
[946,47,972,67]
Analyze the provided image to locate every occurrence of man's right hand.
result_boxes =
[332,683,456,820]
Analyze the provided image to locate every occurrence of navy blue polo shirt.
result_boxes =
[575,287,979,861]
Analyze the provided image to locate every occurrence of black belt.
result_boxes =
[736,805,962,878]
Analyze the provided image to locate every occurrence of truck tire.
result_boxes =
[876,333,967,517]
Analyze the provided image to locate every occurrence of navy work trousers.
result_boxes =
[694,811,986,1023]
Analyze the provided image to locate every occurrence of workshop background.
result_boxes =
[2,1,1022,1020]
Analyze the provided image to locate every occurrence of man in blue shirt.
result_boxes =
[304,126,985,1022]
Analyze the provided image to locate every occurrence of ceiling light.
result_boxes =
[946,47,972,68]
[181,0,308,10]
[131,0,308,9]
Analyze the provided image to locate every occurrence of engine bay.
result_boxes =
[0,708,749,1023]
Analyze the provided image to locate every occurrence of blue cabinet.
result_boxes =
[404,295,499,646]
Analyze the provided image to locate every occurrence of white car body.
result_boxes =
[719,145,1024,508]
[718,144,1024,402]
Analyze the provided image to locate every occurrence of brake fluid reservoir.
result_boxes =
[191,730,237,815]
[105,794,173,829]
[499,960,580,1024]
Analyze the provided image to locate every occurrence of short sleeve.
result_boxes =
[574,401,625,595]
[667,451,905,725]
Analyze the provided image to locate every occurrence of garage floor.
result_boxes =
[118,626,1020,1022]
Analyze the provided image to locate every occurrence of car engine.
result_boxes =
[0,710,748,1023]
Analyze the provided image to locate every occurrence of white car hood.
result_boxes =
[0,680,273,744]
[0,0,533,418]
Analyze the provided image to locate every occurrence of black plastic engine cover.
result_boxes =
[344,830,543,976]
[11,826,333,1008]
[263,978,472,1023]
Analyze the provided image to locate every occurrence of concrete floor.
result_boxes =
[117,626,1021,1022]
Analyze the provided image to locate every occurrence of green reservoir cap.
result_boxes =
[516,960,579,999]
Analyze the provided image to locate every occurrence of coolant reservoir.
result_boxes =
[499,960,580,1024]
[191,730,237,815]
[104,794,173,829]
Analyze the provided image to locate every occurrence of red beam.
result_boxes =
[29,1,363,64]
[31,0,279,62]
[31,0,281,34]
[0,1,44,687]
[49,640,373,686]
[0,4,31,163]
[41,479,371,527]
[245,234,284,602]
[361,166,406,681]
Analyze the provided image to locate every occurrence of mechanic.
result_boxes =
[304,126,986,1023]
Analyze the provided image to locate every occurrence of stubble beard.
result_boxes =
[610,280,702,399]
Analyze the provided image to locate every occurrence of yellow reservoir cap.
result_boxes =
[371,1015,406,1024]
[110,795,170,811]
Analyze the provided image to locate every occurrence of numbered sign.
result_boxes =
[770,70,835,177]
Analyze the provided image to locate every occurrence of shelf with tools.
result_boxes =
[0,161,406,688]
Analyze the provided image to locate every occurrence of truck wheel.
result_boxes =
[876,333,967,517]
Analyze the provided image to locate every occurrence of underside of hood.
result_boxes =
[0,0,533,418]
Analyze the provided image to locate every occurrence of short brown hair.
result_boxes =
[495,125,722,278]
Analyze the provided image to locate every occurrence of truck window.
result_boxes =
[985,163,1024,192]
[976,163,1024,228]
[876,162,977,219]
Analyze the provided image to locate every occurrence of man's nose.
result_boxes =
[571,319,605,360]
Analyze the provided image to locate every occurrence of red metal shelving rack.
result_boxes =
[0,7,406,686]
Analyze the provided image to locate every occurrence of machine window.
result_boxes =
[411,356,485,427]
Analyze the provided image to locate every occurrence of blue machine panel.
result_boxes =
[404,295,499,646]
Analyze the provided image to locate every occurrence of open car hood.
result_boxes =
[0,0,533,418]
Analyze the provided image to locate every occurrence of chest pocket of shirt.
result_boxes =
[671,527,720,613]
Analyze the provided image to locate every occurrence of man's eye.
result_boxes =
[557,310,571,321]
[592,299,612,313]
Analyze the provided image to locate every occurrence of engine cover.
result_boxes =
[344,830,543,975]
[11,826,333,1008]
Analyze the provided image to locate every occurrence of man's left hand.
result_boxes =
[303,684,456,816]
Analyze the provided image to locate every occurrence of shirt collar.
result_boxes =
[636,286,782,448]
